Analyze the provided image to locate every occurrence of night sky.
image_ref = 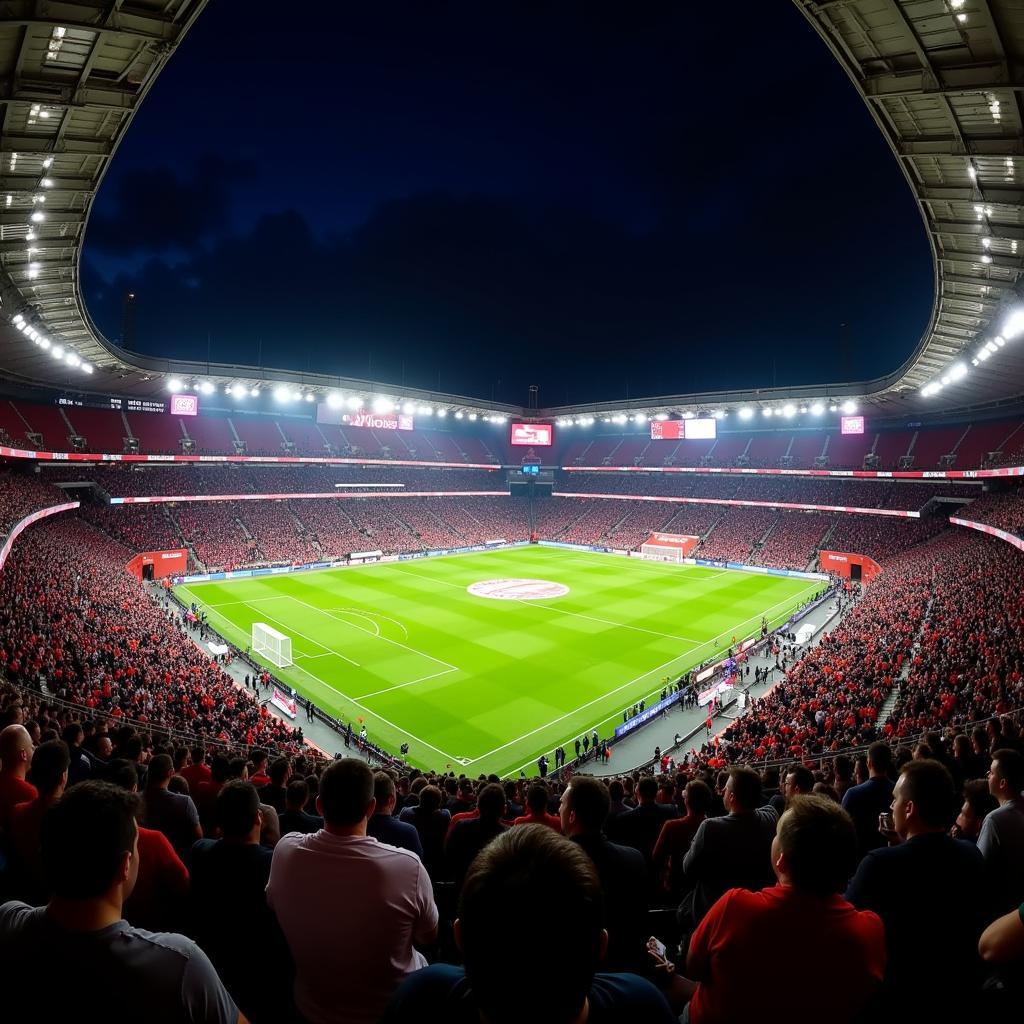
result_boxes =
[81,2,934,408]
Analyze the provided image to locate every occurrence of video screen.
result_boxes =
[510,423,553,446]
[170,394,199,417]
[840,415,865,435]
[650,418,716,440]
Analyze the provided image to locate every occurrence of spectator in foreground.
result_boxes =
[142,754,202,862]
[0,724,37,827]
[278,778,323,836]
[610,775,676,865]
[366,772,423,857]
[445,783,508,890]
[107,760,189,934]
[399,784,450,878]
[190,781,290,1022]
[653,779,712,899]
[952,779,997,843]
[979,748,1024,913]
[671,795,885,1022]
[268,758,438,1024]
[559,776,648,973]
[845,759,988,1015]
[6,739,69,901]
[512,783,562,831]
[0,781,242,1022]
[841,741,894,855]
[382,825,676,1023]
[679,767,777,930]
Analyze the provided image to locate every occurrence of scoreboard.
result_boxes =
[650,418,717,440]
[57,395,166,414]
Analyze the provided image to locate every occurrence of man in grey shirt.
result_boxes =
[0,780,243,1024]
[979,748,1024,914]
[679,766,778,930]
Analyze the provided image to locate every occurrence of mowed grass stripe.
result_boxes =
[177,547,819,775]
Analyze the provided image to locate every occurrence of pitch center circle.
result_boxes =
[467,578,569,600]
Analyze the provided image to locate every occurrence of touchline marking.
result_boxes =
[468,579,822,769]
[353,666,459,700]
[200,599,462,763]
[283,594,460,673]
[287,660,463,765]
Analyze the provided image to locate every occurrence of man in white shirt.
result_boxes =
[267,757,438,1024]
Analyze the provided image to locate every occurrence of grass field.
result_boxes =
[175,546,821,777]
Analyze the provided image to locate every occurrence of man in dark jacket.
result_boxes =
[609,775,677,865]
[845,759,989,1017]
[367,772,424,858]
[679,766,777,930]
[560,776,648,972]
[445,784,507,890]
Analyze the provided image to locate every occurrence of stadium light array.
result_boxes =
[231,384,247,398]
[167,379,183,393]
[198,381,214,395]
[305,392,315,403]
[372,396,394,413]
[455,411,464,419]
[250,387,260,398]
[841,400,857,414]
[436,408,447,418]
[762,408,773,417]
[346,395,362,410]
[738,407,754,420]
[327,392,344,409]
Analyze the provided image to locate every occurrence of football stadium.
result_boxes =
[2,2,1024,1022]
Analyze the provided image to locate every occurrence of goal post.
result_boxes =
[252,622,293,668]
[639,532,700,563]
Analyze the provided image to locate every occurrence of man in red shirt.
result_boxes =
[512,783,562,832]
[179,743,212,796]
[665,794,885,1023]
[0,724,37,829]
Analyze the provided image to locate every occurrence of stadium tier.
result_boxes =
[5,396,1024,471]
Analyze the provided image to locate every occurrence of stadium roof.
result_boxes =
[1,0,1024,423]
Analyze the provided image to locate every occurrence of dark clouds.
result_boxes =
[87,157,254,255]
[80,1,935,405]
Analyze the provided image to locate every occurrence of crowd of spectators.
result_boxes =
[79,503,185,555]
[755,511,831,570]
[0,472,67,538]
[3,734,1023,1021]
[955,488,1024,537]
[697,508,778,563]
[0,516,303,753]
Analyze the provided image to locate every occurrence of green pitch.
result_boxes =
[175,546,820,777]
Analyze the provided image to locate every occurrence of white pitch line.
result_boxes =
[326,608,381,636]
[287,660,463,765]
[392,565,708,644]
[283,594,460,674]
[353,666,459,700]
[466,579,822,768]
[240,602,362,667]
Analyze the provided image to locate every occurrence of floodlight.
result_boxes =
[199,381,214,395]
[455,411,464,419]
[346,395,362,410]
[402,401,415,414]
[372,396,394,413]
[30,212,44,222]
[763,408,773,417]
[949,362,968,380]
[418,406,433,415]
[654,413,668,421]
[168,379,183,393]
[65,352,79,367]
[231,384,247,398]
[436,408,447,418]
[51,345,64,360]
[468,413,478,421]
[810,403,824,415]
[739,407,754,420]
[841,400,857,414]
[713,410,725,419]
[305,393,315,402]
[81,362,93,374]
[250,387,260,398]
[37,338,49,350]
[274,386,291,402]
[782,404,796,418]
[327,392,344,409]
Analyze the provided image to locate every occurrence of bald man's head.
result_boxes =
[0,724,34,778]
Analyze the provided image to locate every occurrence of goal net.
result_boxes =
[252,622,293,668]
[639,532,699,563]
